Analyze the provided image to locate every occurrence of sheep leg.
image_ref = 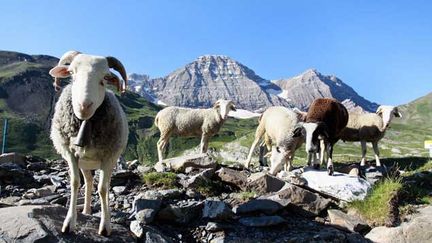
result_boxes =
[285,152,294,172]
[360,141,367,166]
[372,141,381,167]
[200,133,210,153]
[98,160,115,236]
[81,169,93,215]
[245,126,265,168]
[320,139,326,165]
[157,132,171,163]
[62,154,80,233]
[307,152,313,167]
[327,143,334,176]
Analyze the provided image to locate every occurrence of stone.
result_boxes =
[205,222,233,232]
[164,153,217,172]
[26,162,48,171]
[268,183,331,217]
[136,208,158,224]
[300,168,371,202]
[276,170,308,186]
[0,152,26,167]
[154,162,166,172]
[50,175,65,188]
[327,209,370,233]
[179,168,215,188]
[233,199,283,215]
[137,164,152,174]
[111,170,140,186]
[216,167,248,190]
[239,215,286,227]
[157,200,203,224]
[130,220,144,238]
[112,186,126,195]
[0,205,135,242]
[247,172,286,194]
[0,163,35,186]
[203,200,234,220]
[365,206,432,243]
[131,198,162,217]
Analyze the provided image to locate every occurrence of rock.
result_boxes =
[0,163,35,186]
[137,164,152,174]
[179,168,215,188]
[136,209,158,224]
[26,185,56,198]
[18,198,49,206]
[112,186,126,195]
[154,162,166,172]
[239,215,286,227]
[157,200,203,224]
[276,170,308,186]
[50,175,65,188]
[203,200,234,220]
[205,222,234,232]
[131,198,162,217]
[247,172,286,194]
[327,209,370,233]
[365,206,432,243]
[26,162,48,171]
[216,167,248,190]
[163,153,217,172]
[130,220,144,238]
[233,199,283,215]
[268,183,331,217]
[0,152,26,167]
[137,189,183,200]
[111,170,140,186]
[142,225,174,243]
[300,168,371,202]
[0,205,135,242]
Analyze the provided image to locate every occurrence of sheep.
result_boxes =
[244,106,305,175]
[155,100,236,162]
[49,51,129,236]
[339,105,402,167]
[299,98,349,175]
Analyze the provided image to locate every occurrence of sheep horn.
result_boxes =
[53,50,81,91]
[106,56,127,93]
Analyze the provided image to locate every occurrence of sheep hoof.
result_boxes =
[99,227,111,236]
[327,166,334,176]
[62,224,71,234]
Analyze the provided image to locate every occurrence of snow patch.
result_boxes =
[228,109,261,119]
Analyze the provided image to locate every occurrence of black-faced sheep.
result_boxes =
[300,98,349,175]
[244,106,305,175]
[155,100,236,162]
[339,105,402,166]
[49,51,128,236]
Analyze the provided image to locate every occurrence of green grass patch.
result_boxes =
[239,191,257,201]
[349,177,403,226]
[142,172,178,189]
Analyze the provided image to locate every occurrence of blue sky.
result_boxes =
[0,0,431,105]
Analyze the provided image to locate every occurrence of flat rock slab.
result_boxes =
[239,215,286,227]
[233,199,283,215]
[300,168,371,202]
[365,206,432,243]
[163,153,217,172]
[327,209,370,233]
[0,205,135,243]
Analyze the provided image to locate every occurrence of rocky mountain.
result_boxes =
[274,69,379,112]
[130,57,379,112]
[132,55,292,111]
[396,91,432,126]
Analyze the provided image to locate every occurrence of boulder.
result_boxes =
[216,167,248,190]
[163,153,217,172]
[233,199,283,215]
[0,205,135,242]
[300,168,371,202]
[0,152,26,167]
[239,215,286,227]
[365,206,432,243]
[267,183,331,217]
[327,209,370,233]
[202,200,234,220]
[157,200,203,224]
[247,172,286,194]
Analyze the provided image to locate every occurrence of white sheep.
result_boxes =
[154,100,236,162]
[339,105,402,166]
[244,106,304,175]
[49,51,128,236]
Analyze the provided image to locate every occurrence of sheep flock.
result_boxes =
[50,51,403,235]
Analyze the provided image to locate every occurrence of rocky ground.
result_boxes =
[0,152,431,243]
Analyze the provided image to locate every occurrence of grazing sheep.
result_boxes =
[155,100,236,162]
[339,105,402,166]
[244,106,304,175]
[49,51,128,236]
[300,98,349,175]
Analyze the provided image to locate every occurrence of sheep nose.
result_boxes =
[79,101,93,111]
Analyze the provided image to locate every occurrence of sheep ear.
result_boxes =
[49,65,70,78]
[376,106,383,116]
[231,104,237,111]
[213,100,221,108]
[293,126,303,137]
[104,73,121,92]
[394,108,402,118]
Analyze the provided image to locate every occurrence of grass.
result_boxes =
[142,172,178,189]
[239,191,257,201]
[349,177,403,226]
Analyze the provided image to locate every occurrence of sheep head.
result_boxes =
[269,146,291,175]
[213,99,236,119]
[299,122,328,154]
[49,51,127,120]
[376,105,402,129]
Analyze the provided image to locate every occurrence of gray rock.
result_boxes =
[164,153,217,172]
[136,209,157,224]
[179,168,215,188]
[0,152,26,167]
[233,199,283,215]
[327,209,370,233]
[112,186,126,195]
[131,198,162,217]
[239,215,286,227]
[365,205,432,243]
[247,172,286,194]
[0,205,135,242]
[203,200,234,220]
[205,222,233,232]
[130,220,144,238]
[216,167,248,190]
[157,200,203,224]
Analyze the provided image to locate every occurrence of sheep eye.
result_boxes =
[276,147,281,153]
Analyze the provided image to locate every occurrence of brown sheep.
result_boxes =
[299,98,349,175]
